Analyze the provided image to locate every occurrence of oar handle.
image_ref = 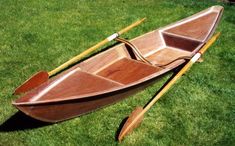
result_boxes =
[48,18,146,77]
[143,32,221,113]
[118,18,146,35]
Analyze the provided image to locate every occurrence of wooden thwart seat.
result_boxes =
[96,58,161,84]
[146,47,192,66]
[145,32,203,67]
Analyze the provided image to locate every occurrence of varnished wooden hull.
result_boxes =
[15,72,166,122]
[13,6,223,122]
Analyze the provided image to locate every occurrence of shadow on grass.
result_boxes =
[0,42,126,132]
[143,63,187,108]
[115,117,128,141]
[114,63,188,141]
[0,111,51,132]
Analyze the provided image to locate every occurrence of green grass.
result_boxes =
[0,0,234,145]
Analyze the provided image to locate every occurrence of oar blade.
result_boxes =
[14,71,49,95]
[118,107,144,142]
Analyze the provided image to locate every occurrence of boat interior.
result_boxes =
[75,10,220,86]
[15,6,222,103]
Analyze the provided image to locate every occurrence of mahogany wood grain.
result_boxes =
[130,31,164,56]
[14,71,49,95]
[77,48,126,73]
[146,47,192,67]
[15,70,123,102]
[97,58,161,84]
[15,72,162,122]
[162,33,201,52]
[165,13,218,41]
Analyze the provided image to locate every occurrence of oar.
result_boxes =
[118,32,221,142]
[14,18,146,95]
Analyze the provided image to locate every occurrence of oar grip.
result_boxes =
[118,18,146,35]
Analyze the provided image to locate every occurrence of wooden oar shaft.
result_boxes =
[119,55,203,137]
[48,39,108,76]
[118,18,146,35]
[118,32,220,141]
[48,18,146,77]
[199,32,221,54]
[143,32,221,113]
[119,56,203,140]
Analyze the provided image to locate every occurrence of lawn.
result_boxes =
[0,0,234,145]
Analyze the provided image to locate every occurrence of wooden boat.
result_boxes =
[13,6,223,122]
